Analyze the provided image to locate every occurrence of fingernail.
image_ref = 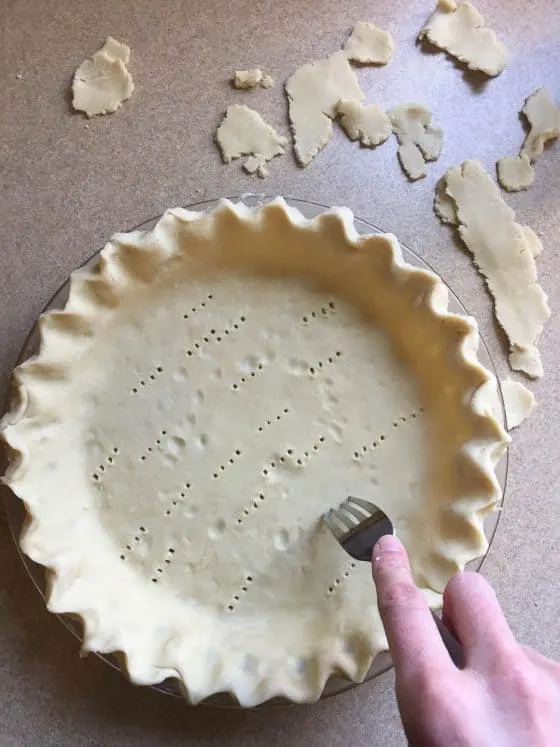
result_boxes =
[373,534,402,560]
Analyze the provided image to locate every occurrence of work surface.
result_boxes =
[0,0,559,745]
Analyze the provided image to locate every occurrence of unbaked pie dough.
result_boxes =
[501,380,535,430]
[389,104,444,180]
[418,0,507,77]
[336,99,392,147]
[342,21,394,65]
[215,104,287,177]
[1,199,508,706]
[436,160,550,378]
[497,88,560,192]
[286,51,363,166]
[72,37,134,117]
[233,69,274,90]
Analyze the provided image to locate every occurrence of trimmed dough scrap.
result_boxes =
[215,104,287,177]
[501,379,535,430]
[437,160,550,378]
[497,89,560,192]
[342,21,394,65]
[496,155,534,193]
[336,99,392,147]
[1,198,509,707]
[389,103,444,180]
[286,51,363,167]
[72,37,134,117]
[233,69,275,90]
[418,2,507,77]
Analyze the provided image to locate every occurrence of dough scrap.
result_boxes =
[1,198,509,707]
[342,21,394,65]
[215,104,287,175]
[418,2,507,77]
[434,177,458,224]
[435,182,543,263]
[497,89,560,192]
[496,155,534,192]
[438,160,550,378]
[501,379,535,430]
[72,37,134,117]
[520,88,560,162]
[286,51,363,167]
[243,156,269,178]
[233,69,274,90]
[336,99,391,147]
[233,69,263,89]
[389,103,444,180]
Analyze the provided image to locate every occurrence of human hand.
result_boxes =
[372,534,560,747]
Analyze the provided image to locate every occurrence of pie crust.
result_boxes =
[1,199,508,706]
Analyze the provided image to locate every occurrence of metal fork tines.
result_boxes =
[322,496,394,562]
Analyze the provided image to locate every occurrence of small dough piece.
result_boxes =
[418,2,507,77]
[389,103,444,180]
[501,379,535,430]
[438,160,550,378]
[336,99,391,147]
[434,177,458,224]
[342,21,394,65]
[497,155,534,192]
[520,88,560,162]
[215,105,287,175]
[72,37,134,117]
[233,69,263,89]
[243,156,269,178]
[286,51,363,167]
[261,74,274,89]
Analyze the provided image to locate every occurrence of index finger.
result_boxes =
[372,534,451,680]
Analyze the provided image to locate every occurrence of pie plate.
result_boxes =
[1,196,509,707]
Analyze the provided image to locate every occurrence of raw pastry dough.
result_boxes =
[286,51,363,167]
[497,89,560,192]
[342,21,394,65]
[389,104,444,180]
[215,104,287,176]
[336,99,391,147]
[233,69,274,90]
[521,88,560,162]
[496,155,534,192]
[501,379,535,430]
[72,37,134,117]
[437,160,550,378]
[418,2,507,77]
[1,199,508,707]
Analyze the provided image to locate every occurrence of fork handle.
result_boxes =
[431,610,465,668]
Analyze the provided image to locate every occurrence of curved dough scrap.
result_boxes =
[342,21,394,65]
[520,88,560,162]
[336,99,391,147]
[497,89,560,192]
[497,155,534,192]
[389,104,444,181]
[72,37,134,117]
[501,379,535,430]
[418,2,507,77]
[439,160,550,379]
[286,51,363,167]
[1,199,509,707]
[215,104,287,176]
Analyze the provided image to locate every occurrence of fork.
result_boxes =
[322,496,464,668]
